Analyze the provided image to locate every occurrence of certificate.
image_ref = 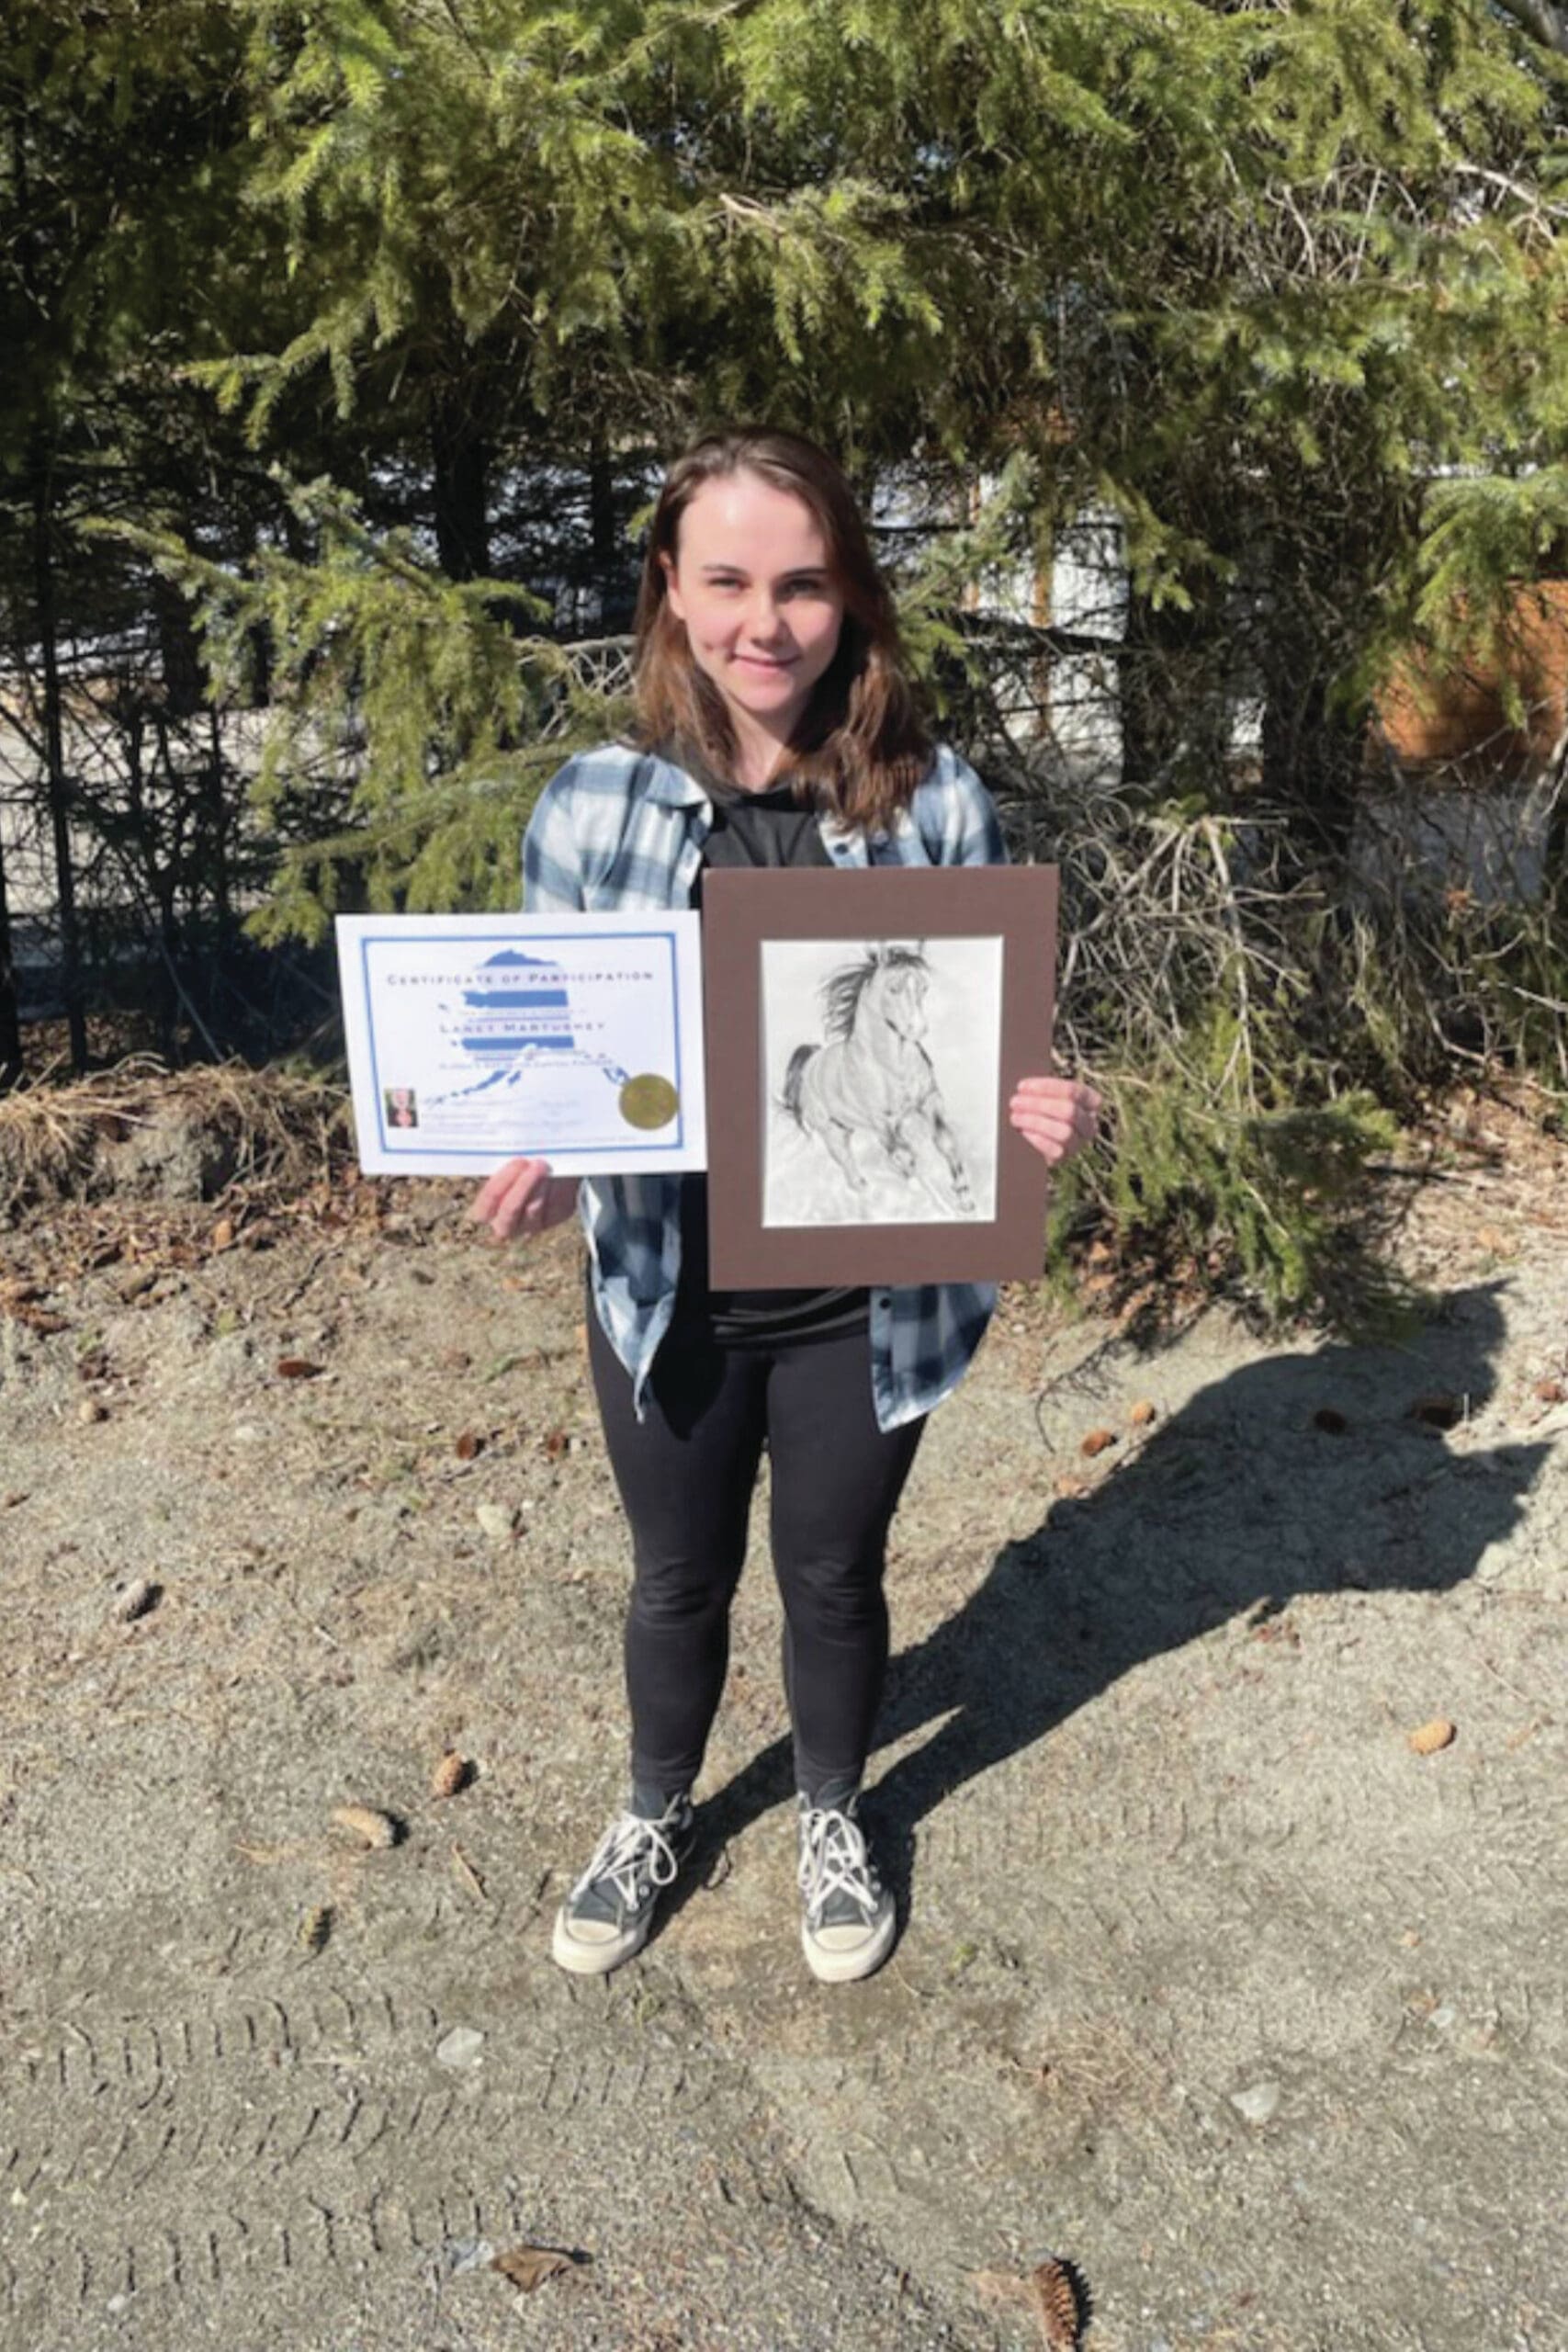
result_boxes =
[335,912,706,1176]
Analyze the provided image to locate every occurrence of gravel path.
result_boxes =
[3,1138,1565,2351]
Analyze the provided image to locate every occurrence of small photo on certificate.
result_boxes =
[335,912,706,1177]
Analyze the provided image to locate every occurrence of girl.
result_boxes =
[471,427,1100,1984]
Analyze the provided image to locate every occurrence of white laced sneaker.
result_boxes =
[551,1794,694,1975]
[796,1793,897,1984]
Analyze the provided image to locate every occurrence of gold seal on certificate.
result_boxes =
[619,1073,679,1131]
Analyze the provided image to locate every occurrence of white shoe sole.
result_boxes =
[550,1905,653,1976]
[800,1903,897,1984]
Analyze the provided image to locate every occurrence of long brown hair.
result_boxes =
[632,426,930,830]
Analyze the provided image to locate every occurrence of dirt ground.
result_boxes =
[3,1090,1567,2352]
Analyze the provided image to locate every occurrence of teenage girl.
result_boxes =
[471,427,1100,1984]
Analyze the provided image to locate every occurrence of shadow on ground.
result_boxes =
[680,1282,1547,1914]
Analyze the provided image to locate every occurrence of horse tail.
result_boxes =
[781,1043,817,1125]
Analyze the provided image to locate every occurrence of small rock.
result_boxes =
[1128,1399,1157,1428]
[113,1577,160,1624]
[1408,1716,1457,1756]
[1229,2080,1280,2126]
[475,1503,515,1543]
[1312,1406,1348,1434]
[78,1397,108,1424]
[436,2025,485,2070]
[440,2236,495,2277]
[1428,2004,1458,2031]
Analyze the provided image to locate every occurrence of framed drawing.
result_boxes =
[702,865,1057,1285]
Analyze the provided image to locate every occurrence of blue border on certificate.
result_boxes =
[358,929,686,1158]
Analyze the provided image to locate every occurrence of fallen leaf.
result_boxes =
[1408,1717,1456,1755]
[331,1803,400,1849]
[1079,1428,1117,1459]
[1032,2256,1084,2349]
[1408,1392,1461,1430]
[1313,1406,1348,1434]
[276,1356,324,1381]
[14,1306,68,1335]
[491,2245,583,2294]
[454,1431,484,1462]
[431,1750,470,1799]
[1128,1399,1157,1428]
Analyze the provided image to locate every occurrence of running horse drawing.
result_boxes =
[780,944,976,1213]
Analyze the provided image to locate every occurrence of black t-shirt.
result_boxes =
[678,773,869,1348]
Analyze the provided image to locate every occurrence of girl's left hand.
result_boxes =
[1009,1073,1102,1165]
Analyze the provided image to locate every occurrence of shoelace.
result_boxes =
[798,1805,879,1923]
[575,1811,682,1912]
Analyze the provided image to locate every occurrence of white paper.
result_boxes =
[760,935,1001,1226]
[335,912,706,1176]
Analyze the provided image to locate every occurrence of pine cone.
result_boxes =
[1032,2256,1083,2349]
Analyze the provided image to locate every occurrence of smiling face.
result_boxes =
[660,469,847,778]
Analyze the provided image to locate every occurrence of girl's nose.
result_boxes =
[745,594,789,641]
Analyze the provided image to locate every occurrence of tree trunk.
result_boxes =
[31,443,87,1072]
[1259,659,1368,870]
[1121,585,1231,801]
[0,828,23,1091]
[431,390,491,582]
[589,436,617,615]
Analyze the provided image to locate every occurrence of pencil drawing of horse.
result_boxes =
[780,944,975,1214]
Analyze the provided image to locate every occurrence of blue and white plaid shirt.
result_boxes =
[523,741,1008,1430]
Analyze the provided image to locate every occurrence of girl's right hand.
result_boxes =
[468,1157,579,1242]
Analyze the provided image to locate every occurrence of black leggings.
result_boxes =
[588,1306,926,1800]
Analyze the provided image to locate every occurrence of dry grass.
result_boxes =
[0,1057,354,1218]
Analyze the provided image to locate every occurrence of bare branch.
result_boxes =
[1490,0,1568,56]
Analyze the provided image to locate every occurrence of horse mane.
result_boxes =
[820,944,928,1041]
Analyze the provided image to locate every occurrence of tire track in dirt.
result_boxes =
[0,1969,733,2335]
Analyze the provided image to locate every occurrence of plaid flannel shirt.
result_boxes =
[523,740,1008,1430]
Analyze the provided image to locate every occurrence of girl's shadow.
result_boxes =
[687,1282,1548,1914]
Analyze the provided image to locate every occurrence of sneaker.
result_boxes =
[796,1794,897,1984]
[550,1794,694,1976]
